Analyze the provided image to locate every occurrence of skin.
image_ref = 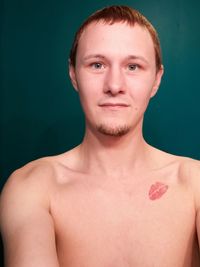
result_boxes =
[148,182,169,200]
[1,21,200,267]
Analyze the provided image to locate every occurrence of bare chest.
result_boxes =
[51,180,197,267]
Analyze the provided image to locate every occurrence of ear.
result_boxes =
[69,61,78,92]
[150,65,164,98]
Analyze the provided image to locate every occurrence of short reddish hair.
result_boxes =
[69,5,162,72]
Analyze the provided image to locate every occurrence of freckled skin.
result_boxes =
[149,181,169,200]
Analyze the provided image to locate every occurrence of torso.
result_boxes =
[46,152,200,267]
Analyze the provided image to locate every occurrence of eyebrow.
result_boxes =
[125,55,149,64]
[82,54,149,64]
[83,54,106,61]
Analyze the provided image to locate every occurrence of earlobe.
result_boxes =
[150,65,164,98]
[69,63,78,91]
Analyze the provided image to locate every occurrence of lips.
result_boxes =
[99,102,129,108]
[149,182,168,200]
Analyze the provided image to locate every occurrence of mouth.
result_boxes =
[99,103,129,110]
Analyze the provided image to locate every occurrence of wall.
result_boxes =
[1,0,200,189]
[1,0,200,263]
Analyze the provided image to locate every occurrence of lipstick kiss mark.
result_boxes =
[149,182,168,200]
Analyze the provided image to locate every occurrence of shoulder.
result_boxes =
[0,148,80,209]
[0,156,65,221]
[150,145,200,187]
[162,153,200,184]
[172,156,200,211]
[177,156,200,180]
[1,156,59,195]
[154,149,200,209]
[178,156,200,192]
[150,145,200,175]
[0,157,62,266]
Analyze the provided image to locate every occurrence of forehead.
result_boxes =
[77,21,155,62]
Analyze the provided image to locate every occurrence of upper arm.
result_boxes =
[0,165,59,267]
[189,161,200,245]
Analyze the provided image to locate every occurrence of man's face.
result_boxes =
[70,22,163,137]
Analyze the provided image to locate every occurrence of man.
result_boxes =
[0,5,200,267]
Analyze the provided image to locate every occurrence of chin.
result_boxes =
[96,123,131,137]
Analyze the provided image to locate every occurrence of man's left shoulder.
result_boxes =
[177,156,200,207]
[178,156,200,180]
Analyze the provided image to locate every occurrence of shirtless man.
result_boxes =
[1,5,200,267]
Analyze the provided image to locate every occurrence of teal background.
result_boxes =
[1,0,200,190]
[1,0,200,264]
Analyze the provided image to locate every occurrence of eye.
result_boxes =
[128,64,139,71]
[91,62,104,69]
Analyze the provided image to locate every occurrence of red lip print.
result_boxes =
[149,182,168,200]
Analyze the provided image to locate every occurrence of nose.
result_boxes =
[103,65,125,95]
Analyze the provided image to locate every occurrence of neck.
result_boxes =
[76,122,151,177]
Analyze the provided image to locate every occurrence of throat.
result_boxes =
[77,139,150,177]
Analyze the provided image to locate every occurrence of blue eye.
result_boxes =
[128,64,138,71]
[92,63,103,69]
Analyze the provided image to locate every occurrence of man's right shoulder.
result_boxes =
[0,156,65,231]
[0,157,62,267]
[0,157,62,212]
[0,150,79,203]
[5,157,58,189]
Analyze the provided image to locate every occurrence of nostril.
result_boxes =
[103,68,125,94]
[105,88,125,96]
[104,82,125,95]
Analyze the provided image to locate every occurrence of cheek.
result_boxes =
[77,73,103,107]
[130,75,156,100]
[130,88,151,105]
[77,84,99,113]
[77,70,102,94]
[78,85,99,105]
[129,78,155,112]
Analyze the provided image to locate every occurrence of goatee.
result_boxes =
[97,124,130,137]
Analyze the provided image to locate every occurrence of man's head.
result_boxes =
[69,5,162,73]
[69,5,164,137]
